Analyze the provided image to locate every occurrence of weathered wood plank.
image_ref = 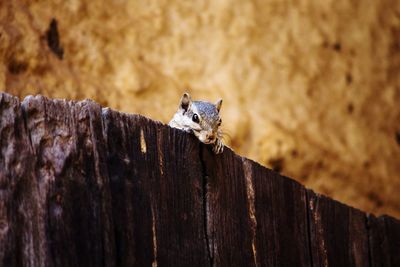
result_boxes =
[21,96,116,266]
[202,145,311,267]
[245,159,311,267]
[368,215,390,267]
[2,92,400,267]
[102,108,209,267]
[102,109,154,267]
[308,190,370,267]
[0,93,34,266]
[368,214,400,267]
[202,146,255,266]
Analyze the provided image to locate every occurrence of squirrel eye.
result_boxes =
[218,119,222,126]
[192,114,200,123]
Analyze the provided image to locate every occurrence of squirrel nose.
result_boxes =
[206,133,215,141]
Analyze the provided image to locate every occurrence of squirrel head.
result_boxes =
[176,92,223,144]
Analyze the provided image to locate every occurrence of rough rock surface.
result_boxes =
[0,1,399,217]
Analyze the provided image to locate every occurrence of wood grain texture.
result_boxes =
[368,214,400,267]
[307,190,370,267]
[0,93,34,266]
[102,108,209,267]
[21,95,116,266]
[248,159,311,267]
[1,92,400,267]
[202,146,256,267]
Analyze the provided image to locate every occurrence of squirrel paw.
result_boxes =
[183,128,193,134]
[212,139,224,154]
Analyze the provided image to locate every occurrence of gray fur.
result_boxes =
[193,101,220,129]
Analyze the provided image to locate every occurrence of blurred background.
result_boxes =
[1,1,399,218]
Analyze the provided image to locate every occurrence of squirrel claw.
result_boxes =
[212,139,224,154]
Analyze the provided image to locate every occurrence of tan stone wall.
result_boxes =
[1,1,399,217]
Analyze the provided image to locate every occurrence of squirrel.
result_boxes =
[169,92,224,154]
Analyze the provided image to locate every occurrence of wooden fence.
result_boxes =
[0,92,399,266]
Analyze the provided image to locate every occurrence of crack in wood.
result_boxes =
[151,204,158,267]
[199,145,214,267]
[242,159,258,267]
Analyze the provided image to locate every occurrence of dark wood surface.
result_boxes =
[307,190,370,267]
[102,108,209,267]
[0,92,399,266]
[368,214,400,267]
[250,160,311,267]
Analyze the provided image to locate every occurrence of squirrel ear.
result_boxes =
[215,98,223,112]
[180,92,192,111]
